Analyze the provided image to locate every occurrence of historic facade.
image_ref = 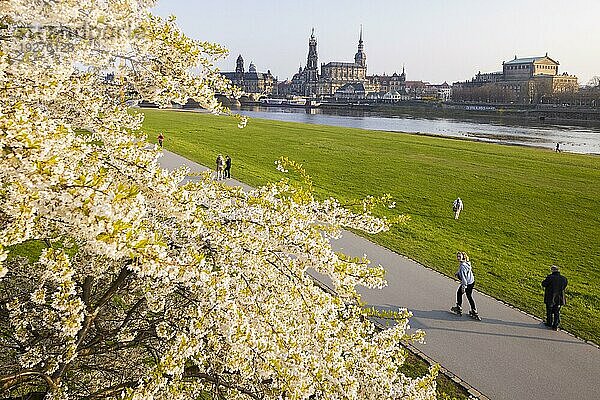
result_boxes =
[453,54,578,104]
[221,55,277,96]
[285,28,407,100]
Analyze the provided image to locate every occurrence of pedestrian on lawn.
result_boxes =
[452,197,463,220]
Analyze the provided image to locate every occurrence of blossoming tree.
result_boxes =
[0,1,437,399]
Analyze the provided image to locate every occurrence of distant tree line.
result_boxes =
[452,77,600,108]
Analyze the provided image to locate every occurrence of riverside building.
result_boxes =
[221,55,277,96]
[453,54,578,104]
[282,27,408,101]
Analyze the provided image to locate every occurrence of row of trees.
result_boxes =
[452,77,600,107]
[452,85,523,104]
[0,1,436,399]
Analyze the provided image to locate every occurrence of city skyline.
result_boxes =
[152,0,600,85]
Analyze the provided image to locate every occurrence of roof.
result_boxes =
[504,55,559,65]
[405,80,428,87]
[336,82,366,92]
[221,72,272,80]
[322,62,364,68]
[477,71,503,75]
[221,72,238,80]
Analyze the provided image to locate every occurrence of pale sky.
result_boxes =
[152,0,599,85]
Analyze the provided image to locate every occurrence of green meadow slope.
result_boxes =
[141,108,600,344]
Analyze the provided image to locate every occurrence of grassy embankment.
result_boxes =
[141,108,600,346]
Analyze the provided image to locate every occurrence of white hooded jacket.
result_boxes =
[457,260,475,288]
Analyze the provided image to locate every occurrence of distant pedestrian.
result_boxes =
[542,265,568,330]
[451,251,480,320]
[224,155,231,179]
[157,133,165,147]
[216,154,224,180]
[555,142,560,152]
[452,197,463,220]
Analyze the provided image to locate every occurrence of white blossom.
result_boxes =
[0,1,435,399]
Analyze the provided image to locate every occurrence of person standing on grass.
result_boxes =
[215,154,224,180]
[452,197,463,220]
[451,251,480,319]
[542,265,568,330]
[224,155,231,179]
[157,132,164,148]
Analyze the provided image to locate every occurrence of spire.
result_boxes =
[359,24,363,44]
[358,24,364,52]
[354,25,366,67]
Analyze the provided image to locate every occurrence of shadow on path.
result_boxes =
[367,304,586,345]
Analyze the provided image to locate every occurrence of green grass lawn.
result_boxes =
[140,108,600,345]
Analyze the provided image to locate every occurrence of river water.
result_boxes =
[232,106,600,155]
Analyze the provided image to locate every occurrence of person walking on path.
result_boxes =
[452,197,463,220]
[215,154,224,180]
[555,142,561,152]
[224,155,231,179]
[542,265,568,330]
[157,132,165,148]
[451,251,480,320]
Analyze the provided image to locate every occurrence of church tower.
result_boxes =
[304,28,319,85]
[235,55,244,76]
[354,25,366,67]
[306,28,318,71]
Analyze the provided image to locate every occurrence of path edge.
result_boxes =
[349,230,600,350]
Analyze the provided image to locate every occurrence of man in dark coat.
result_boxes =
[224,155,232,179]
[542,265,568,330]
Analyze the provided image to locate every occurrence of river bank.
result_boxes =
[327,101,600,125]
[229,105,600,154]
[237,100,600,125]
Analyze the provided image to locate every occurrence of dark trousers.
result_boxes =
[457,283,476,311]
[224,166,231,178]
[546,303,561,328]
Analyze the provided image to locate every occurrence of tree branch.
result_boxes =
[0,370,57,393]
[50,265,133,380]
[183,367,262,400]
[80,380,139,400]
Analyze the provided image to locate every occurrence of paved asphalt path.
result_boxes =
[159,149,600,400]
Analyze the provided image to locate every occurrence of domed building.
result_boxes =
[221,55,277,96]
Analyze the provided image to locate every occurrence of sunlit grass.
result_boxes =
[141,108,600,345]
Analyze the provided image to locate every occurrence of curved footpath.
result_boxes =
[159,149,600,400]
